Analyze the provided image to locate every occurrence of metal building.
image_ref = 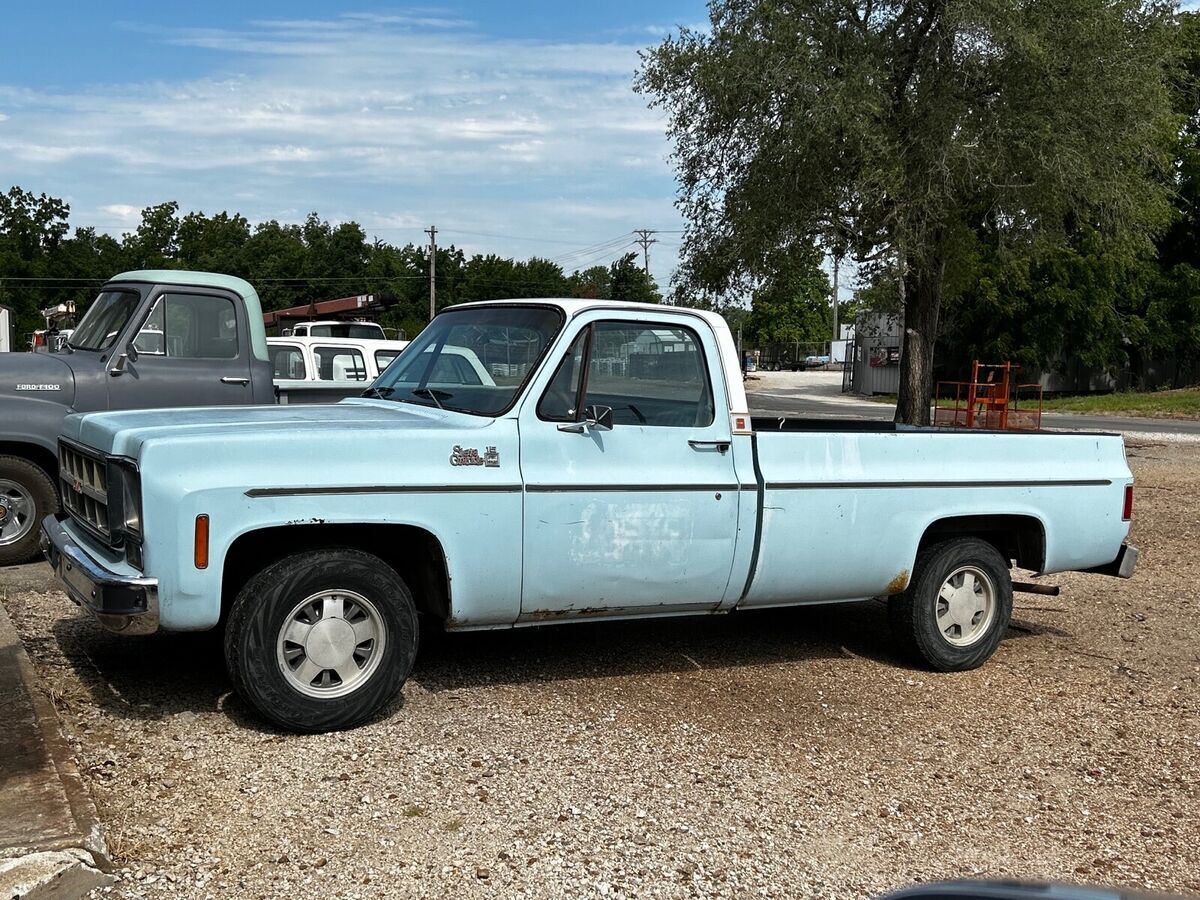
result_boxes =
[845,312,902,395]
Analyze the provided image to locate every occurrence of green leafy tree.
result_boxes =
[124,202,181,270]
[569,265,612,299]
[176,211,252,275]
[639,0,1176,422]
[607,252,661,304]
[0,187,74,338]
[745,248,832,351]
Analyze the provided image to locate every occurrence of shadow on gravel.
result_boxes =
[411,600,909,693]
[44,598,1046,726]
[50,615,229,723]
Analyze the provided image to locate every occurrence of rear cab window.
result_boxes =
[314,346,367,381]
[271,344,307,379]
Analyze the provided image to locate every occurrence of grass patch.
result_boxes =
[1038,387,1200,418]
[402,804,426,818]
[857,387,1200,418]
[443,817,463,832]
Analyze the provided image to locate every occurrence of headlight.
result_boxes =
[115,461,142,538]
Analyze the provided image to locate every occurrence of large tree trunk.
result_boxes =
[894,260,945,425]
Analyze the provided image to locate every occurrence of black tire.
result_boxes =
[888,538,1013,672]
[224,548,418,733]
[0,455,58,567]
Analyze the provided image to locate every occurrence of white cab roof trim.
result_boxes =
[446,298,749,417]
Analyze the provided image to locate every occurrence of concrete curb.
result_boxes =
[0,601,113,898]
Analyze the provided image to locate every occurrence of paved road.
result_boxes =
[746,376,1200,436]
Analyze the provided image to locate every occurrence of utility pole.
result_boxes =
[424,225,438,321]
[633,229,657,274]
[831,252,840,360]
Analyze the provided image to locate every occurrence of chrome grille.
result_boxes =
[59,442,110,541]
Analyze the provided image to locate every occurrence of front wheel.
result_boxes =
[224,549,419,732]
[888,538,1013,671]
[0,456,58,567]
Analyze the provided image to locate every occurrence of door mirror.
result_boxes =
[586,405,614,431]
[557,405,614,434]
[125,340,139,362]
[109,352,130,376]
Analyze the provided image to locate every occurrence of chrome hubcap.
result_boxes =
[276,590,386,698]
[936,565,996,647]
[0,479,34,547]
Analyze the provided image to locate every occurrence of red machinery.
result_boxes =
[262,294,390,331]
[933,361,1044,431]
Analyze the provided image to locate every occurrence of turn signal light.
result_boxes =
[194,514,210,569]
[1122,485,1133,522]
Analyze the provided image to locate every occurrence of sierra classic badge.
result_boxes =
[449,445,500,467]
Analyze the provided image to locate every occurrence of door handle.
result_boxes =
[688,439,731,454]
[221,376,250,385]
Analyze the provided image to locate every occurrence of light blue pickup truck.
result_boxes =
[41,284,1138,731]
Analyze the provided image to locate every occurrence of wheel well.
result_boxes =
[221,524,451,621]
[0,441,59,483]
[919,514,1045,571]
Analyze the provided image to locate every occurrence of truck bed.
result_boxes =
[740,421,1132,607]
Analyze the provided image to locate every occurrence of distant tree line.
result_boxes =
[0,191,661,343]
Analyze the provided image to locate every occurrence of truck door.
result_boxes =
[107,289,256,410]
[518,316,742,619]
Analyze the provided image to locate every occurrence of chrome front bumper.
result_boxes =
[40,515,160,635]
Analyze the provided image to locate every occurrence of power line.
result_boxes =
[544,233,636,265]
[564,241,640,273]
[436,227,628,247]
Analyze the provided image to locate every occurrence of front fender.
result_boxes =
[145,485,523,631]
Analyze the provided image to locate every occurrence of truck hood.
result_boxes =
[0,351,76,406]
[64,399,481,459]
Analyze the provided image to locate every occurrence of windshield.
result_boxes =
[307,323,385,339]
[70,289,141,351]
[371,306,563,416]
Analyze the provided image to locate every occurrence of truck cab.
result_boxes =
[0,270,273,564]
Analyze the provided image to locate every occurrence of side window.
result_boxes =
[271,345,307,379]
[135,293,238,359]
[584,322,713,427]
[375,350,399,371]
[537,329,589,421]
[314,346,367,381]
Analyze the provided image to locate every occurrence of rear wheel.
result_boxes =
[224,549,418,732]
[888,538,1012,671]
[0,456,57,567]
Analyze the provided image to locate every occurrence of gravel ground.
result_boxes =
[2,440,1198,900]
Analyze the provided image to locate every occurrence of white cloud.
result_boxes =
[99,203,140,221]
[0,13,688,286]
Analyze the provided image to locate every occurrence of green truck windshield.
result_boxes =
[69,289,141,351]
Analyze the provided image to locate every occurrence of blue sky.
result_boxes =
[0,2,708,290]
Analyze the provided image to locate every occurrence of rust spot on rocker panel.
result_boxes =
[885,570,910,595]
[525,607,613,620]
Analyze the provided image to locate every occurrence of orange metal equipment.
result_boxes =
[933,361,1043,431]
